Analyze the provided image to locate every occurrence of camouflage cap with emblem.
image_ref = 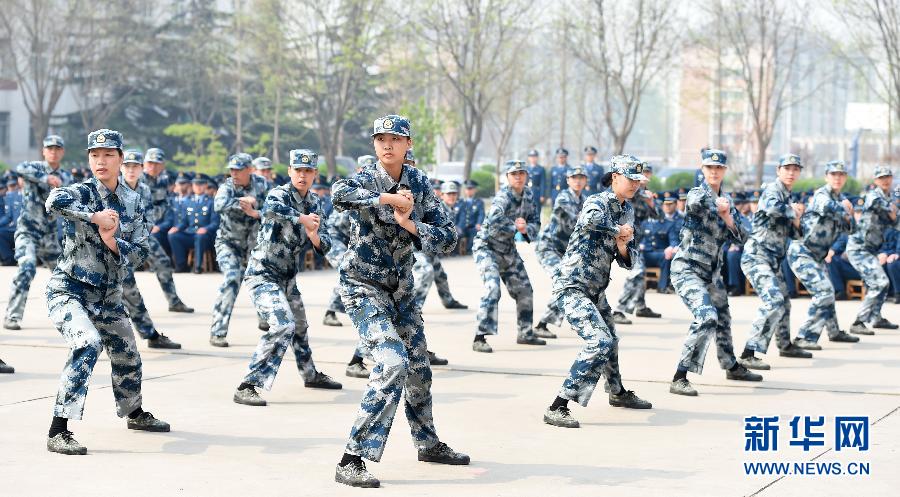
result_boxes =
[289,149,318,169]
[43,135,65,149]
[252,156,272,170]
[567,166,587,178]
[145,148,165,163]
[873,165,893,178]
[86,129,124,151]
[825,160,847,174]
[228,153,253,170]
[778,153,803,168]
[123,149,143,165]
[605,154,646,182]
[701,149,727,167]
[371,114,411,137]
[505,159,527,174]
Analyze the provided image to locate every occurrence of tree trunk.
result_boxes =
[754,140,767,186]
[272,84,282,164]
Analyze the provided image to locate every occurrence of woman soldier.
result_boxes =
[788,160,859,349]
[332,115,468,488]
[533,166,588,339]
[45,129,170,455]
[543,155,652,429]
[669,150,761,397]
[231,148,342,407]
[472,159,545,352]
[740,154,811,370]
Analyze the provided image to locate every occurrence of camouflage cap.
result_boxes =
[252,156,272,170]
[357,155,376,168]
[701,148,727,167]
[873,165,893,178]
[86,129,124,151]
[228,153,253,170]
[371,114,411,137]
[123,149,143,165]
[642,162,653,173]
[567,166,587,178]
[441,181,460,194]
[145,148,165,163]
[505,160,527,174]
[43,135,65,148]
[825,160,847,174]
[778,153,803,168]
[405,149,416,163]
[609,154,645,181]
[289,149,318,169]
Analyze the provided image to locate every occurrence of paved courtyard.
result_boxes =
[0,248,897,497]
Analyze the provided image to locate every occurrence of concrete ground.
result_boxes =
[0,248,897,497]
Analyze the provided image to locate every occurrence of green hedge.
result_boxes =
[470,169,496,198]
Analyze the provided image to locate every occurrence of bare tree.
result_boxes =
[489,57,539,188]
[419,0,532,180]
[715,0,814,184]
[0,0,83,144]
[830,0,900,160]
[566,0,681,155]
[287,0,380,178]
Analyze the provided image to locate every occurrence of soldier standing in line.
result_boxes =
[458,179,484,253]
[533,166,588,339]
[45,129,170,456]
[581,146,605,194]
[668,150,762,397]
[120,149,181,349]
[232,148,342,407]
[209,153,272,347]
[846,166,899,334]
[332,115,468,488]
[549,148,570,206]
[4,135,73,330]
[168,174,219,273]
[139,148,194,313]
[526,149,546,214]
[473,160,545,353]
[740,154,812,371]
[542,156,653,429]
[788,160,860,349]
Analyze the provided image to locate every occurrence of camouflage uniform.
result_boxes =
[742,179,801,354]
[241,181,331,389]
[553,190,636,405]
[412,197,460,309]
[333,155,457,462]
[4,160,73,323]
[120,170,163,340]
[847,179,898,324]
[672,182,748,374]
[210,164,270,339]
[325,209,353,314]
[141,170,188,308]
[535,185,585,326]
[788,182,852,342]
[615,186,660,314]
[46,171,150,420]
[473,184,540,339]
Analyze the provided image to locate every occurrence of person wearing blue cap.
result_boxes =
[581,146,605,193]
[232,148,342,409]
[740,153,811,371]
[3,134,73,331]
[118,149,182,350]
[787,160,860,349]
[642,190,682,294]
[845,166,898,334]
[613,159,663,323]
[525,149,546,213]
[45,129,171,455]
[542,154,652,428]
[168,173,219,274]
[458,179,484,253]
[208,153,272,347]
[138,148,194,313]
[668,149,760,397]
[549,148,570,206]
[473,159,545,352]
[332,115,468,488]
[534,165,588,338]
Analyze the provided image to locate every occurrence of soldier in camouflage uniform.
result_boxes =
[612,164,662,324]
[543,156,652,429]
[412,180,467,311]
[788,161,860,349]
[846,166,899,335]
[252,156,276,189]
[472,160,545,352]
[740,154,812,371]
[140,148,194,313]
[208,153,271,347]
[668,150,761,397]
[232,149,342,407]
[45,129,170,456]
[333,115,468,488]
[3,135,73,330]
[120,150,181,349]
[533,166,588,339]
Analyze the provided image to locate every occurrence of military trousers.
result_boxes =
[616,252,648,313]
[473,243,534,339]
[5,228,59,322]
[742,252,792,354]
[210,240,250,338]
[847,249,890,324]
[788,243,841,343]
[535,246,565,327]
